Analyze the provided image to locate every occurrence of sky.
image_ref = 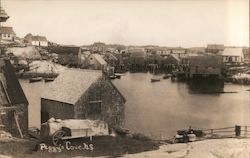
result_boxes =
[1,0,249,47]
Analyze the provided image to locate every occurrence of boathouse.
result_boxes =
[0,59,28,136]
[186,55,222,78]
[129,48,147,70]
[41,69,126,128]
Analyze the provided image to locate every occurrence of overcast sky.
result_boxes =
[2,0,249,47]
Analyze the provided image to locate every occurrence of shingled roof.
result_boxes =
[222,48,243,57]
[0,26,15,35]
[91,54,107,65]
[42,69,102,104]
[31,36,47,42]
[188,55,222,67]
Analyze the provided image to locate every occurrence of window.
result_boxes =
[88,88,102,115]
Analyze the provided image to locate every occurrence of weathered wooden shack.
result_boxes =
[77,47,91,68]
[0,59,28,136]
[129,48,147,71]
[186,55,222,78]
[41,69,126,128]
[87,53,107,71]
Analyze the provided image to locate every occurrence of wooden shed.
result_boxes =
[41,69,126,128]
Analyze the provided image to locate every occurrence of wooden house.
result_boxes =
[0,59,28,136]
[103,52,118,67]
[186,55,222,78]
[41,69,126,128]
[171,48,187,58]
[87,53,107,71]
[129,48,147,70]
[31,36,48,47]
[221,48,244,65]
[0,26,16,41]
[78,47,91,68]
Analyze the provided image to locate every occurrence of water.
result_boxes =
[112,72,250,139]
[20,73,250,139]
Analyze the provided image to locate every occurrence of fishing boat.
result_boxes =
[29,77,42,83]
[114,73,124,79]
[44,77,55,82]
[151,64,161,82]
[109,75,117,79]
[151,76,161,82]
[163,73,172,79]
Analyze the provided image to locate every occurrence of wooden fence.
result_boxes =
[192,125,250,139]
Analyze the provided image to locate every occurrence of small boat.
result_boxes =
[114,73,124,79]
[29,77,42,83]
[151,76,161,82]
[109,75,117,79]
[44,78,55,82]
[150,64,160,82]
[163,74,172,79]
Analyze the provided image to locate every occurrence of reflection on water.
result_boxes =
[112,72,250,139]
[187,78,224,94]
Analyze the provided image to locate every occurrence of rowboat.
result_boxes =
[44,78,55,82]
[29,77,42,83]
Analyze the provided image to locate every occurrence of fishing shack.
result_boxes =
[185,55,223,79]
[41,69,126,128]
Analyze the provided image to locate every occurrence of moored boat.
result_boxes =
[44,78,55,82]
[29,77,42,83]
[109,75,117,79]
[151,76,161,82]
[163,73,172,79]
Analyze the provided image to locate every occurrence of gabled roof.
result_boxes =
[42,69,102,104]
[222,48,243,57]
[105,52,118,61]
[0,26,15,35]
[169,54,180,62]
[0,59,28,105]
[31,36,47,42]
[0,7,9,22]
[91,54,107,65]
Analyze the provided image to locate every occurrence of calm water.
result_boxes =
[20,73,250,139]
[112,72,250,139]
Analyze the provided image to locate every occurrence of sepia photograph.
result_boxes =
[0,0,249,157]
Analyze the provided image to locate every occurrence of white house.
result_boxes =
[171,48,187,58]
[221,48,244,64]
[31,36,48,47]
[0,26,15,41]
